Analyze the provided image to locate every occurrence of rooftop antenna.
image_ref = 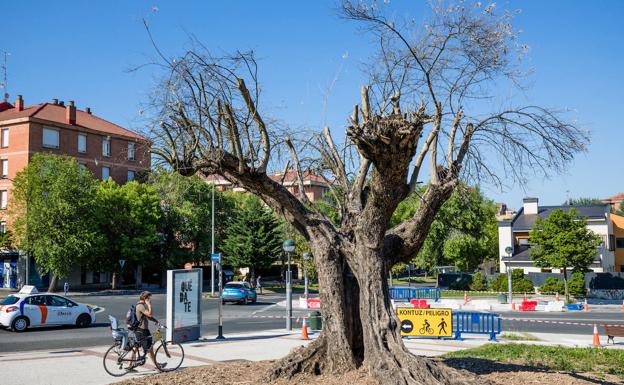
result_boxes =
[0,50,9,103]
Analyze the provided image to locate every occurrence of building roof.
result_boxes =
[269,170,329,186]
[603,193,624,205]
[0,102,146,141]
[510,204,610,231]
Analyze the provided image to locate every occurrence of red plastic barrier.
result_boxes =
[519,300,537,311]
[409,299,430,309]
[307,297,321,309]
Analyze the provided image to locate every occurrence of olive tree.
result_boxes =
[147,2,588,383]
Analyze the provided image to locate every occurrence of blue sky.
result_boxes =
[3,1,623,209]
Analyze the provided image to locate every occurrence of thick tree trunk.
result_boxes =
[271,237,483,385]
[270,240,362,378]
[111,272,118,290]
[47,274,58,293]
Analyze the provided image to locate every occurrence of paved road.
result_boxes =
[0,292,310,352]
[3,292,623,352]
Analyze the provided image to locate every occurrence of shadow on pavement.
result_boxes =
[442,357,618,385]
[189,333,290,345]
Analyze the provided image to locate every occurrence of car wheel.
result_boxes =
[76,314,92,328]
[11,316,29,332]
[243,296,249,305]
[252,295,257,304]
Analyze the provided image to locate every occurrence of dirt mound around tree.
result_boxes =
[118,359,623,385]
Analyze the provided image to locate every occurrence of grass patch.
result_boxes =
[440,291,498,298]
[499,333,539,341]
[445,343,624,377]
[390,277,437,285]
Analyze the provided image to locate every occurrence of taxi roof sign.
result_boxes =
[19,285,38,294]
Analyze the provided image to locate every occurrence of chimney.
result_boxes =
[15,95,24,111]
[59,101,65,107]
[85,107,91,115]
[66,100,76,125]
[523,197,538,215]
[52,98,58,105]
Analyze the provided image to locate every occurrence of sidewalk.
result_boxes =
[2,328,623,385]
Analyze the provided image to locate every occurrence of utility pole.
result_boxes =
[211,178,215,296]
[1,51,9,102]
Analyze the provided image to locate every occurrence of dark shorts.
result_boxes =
[134,329,152,353]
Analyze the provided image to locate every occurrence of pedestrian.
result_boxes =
[256,276,262,294]
[64,282,69,297]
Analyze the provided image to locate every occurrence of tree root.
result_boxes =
[366,347,489,385]
[267,334,358,380]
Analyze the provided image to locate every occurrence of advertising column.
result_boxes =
[166,268,203,342]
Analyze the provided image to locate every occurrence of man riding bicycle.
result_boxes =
[128,291,164,370]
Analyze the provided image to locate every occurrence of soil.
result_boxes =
[118,359,624,385]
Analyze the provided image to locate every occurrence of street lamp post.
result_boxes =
[505,246,513,305]
[211,180,215,297]
[303,252,311,298]
[282,239,295,331]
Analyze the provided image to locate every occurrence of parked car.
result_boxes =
[221,281,257,304]
[0,286,96,332]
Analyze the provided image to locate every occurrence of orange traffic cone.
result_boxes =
[511,302,516,311]
[584,298,589,313]
[301,318,310,340]
[592,324,600,346]
[524,292,527,301]
[463,291,468,304]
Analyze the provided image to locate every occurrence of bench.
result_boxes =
[604,325,624,344]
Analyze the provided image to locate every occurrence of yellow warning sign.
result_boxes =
[396,308,452,337]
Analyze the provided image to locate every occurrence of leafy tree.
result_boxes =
[94,180,161,288]
[221,196,282,279]
[11,154,100,291]
[530,209,600,302]
[563,197,603,205]
[539,272,586,297]
[615,201,624,216]
[149,171,233,268]
[392,184,498,272]
[489,269,534,293]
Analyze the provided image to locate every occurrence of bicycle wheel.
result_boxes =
[154,341,185,372]
[103,344,132,377]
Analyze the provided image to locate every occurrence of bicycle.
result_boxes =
[103,316,185,377]
[419,325,434,335]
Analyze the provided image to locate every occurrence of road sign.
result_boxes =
[396,307,452,338]
[119,259,125,269]
[211,253,221,263]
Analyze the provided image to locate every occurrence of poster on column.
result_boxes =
[166,268,202,342]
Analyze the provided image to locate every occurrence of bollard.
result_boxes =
[592,324,600,346]
[584,298,589,313]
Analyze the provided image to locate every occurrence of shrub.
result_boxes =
[568,271,586,297]
[470,272,488,291]
[489,269,534,293]
[539,277,565,295]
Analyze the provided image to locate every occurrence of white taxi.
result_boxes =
[0,286,96,332]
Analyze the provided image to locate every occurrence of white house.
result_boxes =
[498,198,615,274]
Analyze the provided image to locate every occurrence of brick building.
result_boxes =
[0,95,150,289]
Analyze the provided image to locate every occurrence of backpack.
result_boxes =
[125,303,141,330]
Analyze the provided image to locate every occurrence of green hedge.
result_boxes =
[489,269,534,293]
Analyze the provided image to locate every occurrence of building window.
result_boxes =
[127,170,135,181]
[0,190,7,209]
[1,128,8,148]
[1,159,7,178]
[78,134,87,153]
[43,127,60,149]
[616,238,624,249]
[79,163,87,172]
[102,166,110,181]
[102,138,111,157]
[128,143,135,160]
[0,221,5,233]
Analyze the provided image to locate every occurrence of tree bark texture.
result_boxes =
[47,274,57,293]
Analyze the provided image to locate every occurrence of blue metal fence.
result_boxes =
[389,287,441,301]
[453,312,501,341]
